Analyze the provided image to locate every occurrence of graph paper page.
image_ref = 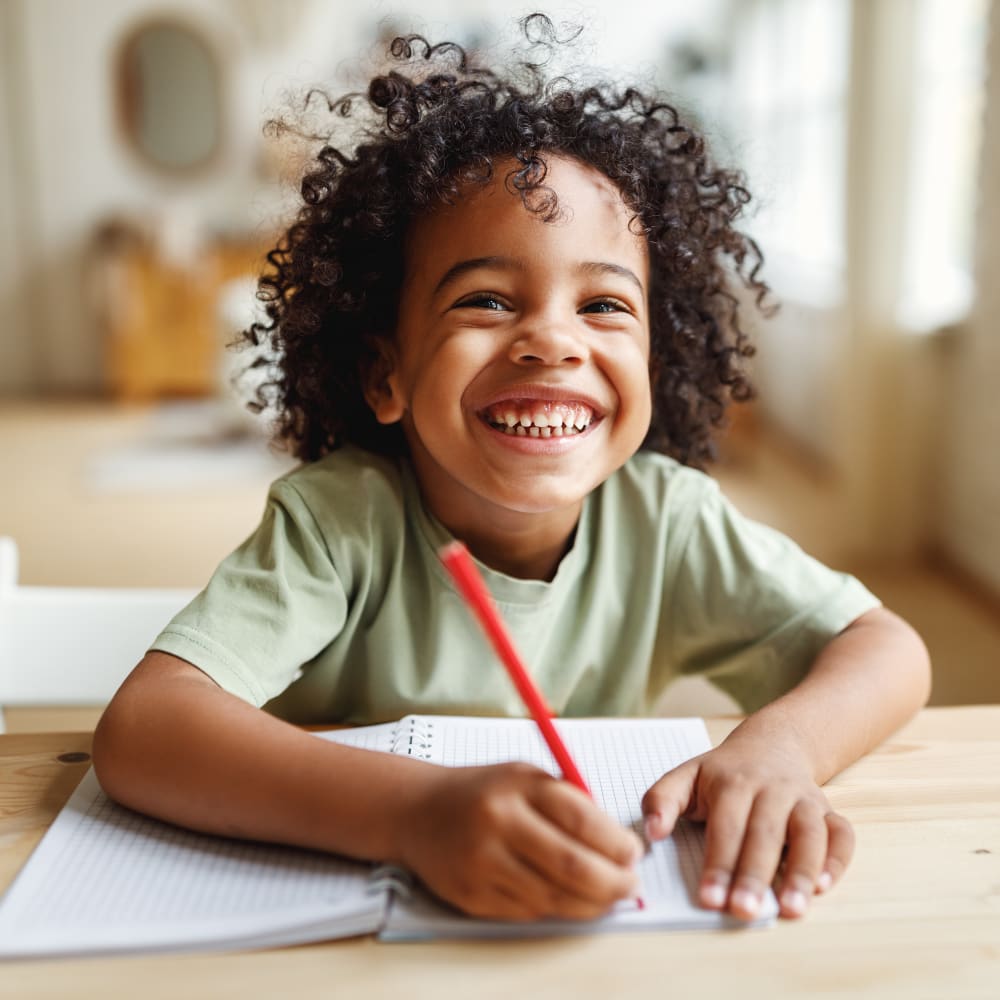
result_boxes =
[0,725,400,958]
[382,715,778,939]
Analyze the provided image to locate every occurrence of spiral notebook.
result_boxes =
[0,715,776,958]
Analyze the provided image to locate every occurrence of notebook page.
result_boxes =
[0,724,401,959]
[381,716,777,939]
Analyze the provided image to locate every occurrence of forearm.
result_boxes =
[723,607,931,784]
[92,652,433,864]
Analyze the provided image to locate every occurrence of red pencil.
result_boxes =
[438,541,591,793]
[439,542,645,910]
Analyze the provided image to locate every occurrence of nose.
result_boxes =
[509,313,586,367]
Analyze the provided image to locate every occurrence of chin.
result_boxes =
[483,484,592,516]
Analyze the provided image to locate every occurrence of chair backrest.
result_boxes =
[0,537,197,732]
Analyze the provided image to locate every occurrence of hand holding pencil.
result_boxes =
[439,541,645,910]
[389,541,643,923]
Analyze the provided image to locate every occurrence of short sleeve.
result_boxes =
[664,481,882,713]
[150,480,349,706]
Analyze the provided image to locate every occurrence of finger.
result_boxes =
[641,759,700,841]
[434,818,615,922]
[472,853,611,922]
[512,798,640,906]
[530,781,643,868]
[816,811,855,893]
[726,789,794,921]
[775,799,828,918]
[502,849,634,920]
[697,782,755,911]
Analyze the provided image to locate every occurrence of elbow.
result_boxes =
[92,693,134,805]
[884,607,933,711]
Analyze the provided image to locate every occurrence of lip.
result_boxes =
[477,416,601,452]
[472,383,608,417]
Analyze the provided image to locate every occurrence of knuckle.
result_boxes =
[505,760,543,779]
[827,810,854,835]
[782,863,819,887]
[556,845,586,881]
[713,771,754,799]
[471,795,506,831]
[746,814,785,843]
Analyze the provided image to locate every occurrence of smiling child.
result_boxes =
[93,17,930,924]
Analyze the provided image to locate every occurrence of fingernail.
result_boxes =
[816,871,833,893]
[729,887,760,917]
[643,812,662,841]
[700,882,727,908]
[781,888,808,916]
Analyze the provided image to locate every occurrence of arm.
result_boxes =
[93,652,642,920]
[642,606,931,920]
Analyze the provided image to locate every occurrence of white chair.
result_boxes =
[0,537,197,733]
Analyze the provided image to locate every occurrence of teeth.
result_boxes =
[485,401,594,437]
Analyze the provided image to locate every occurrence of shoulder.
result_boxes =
[602,451,720,511]
[275,446,405,506]
[266,446,410,548]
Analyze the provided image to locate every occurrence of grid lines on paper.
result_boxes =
[9,777,372,928]
[430,717,710,908]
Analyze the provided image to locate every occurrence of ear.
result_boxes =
[362,338,406,425]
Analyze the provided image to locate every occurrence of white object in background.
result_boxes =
[0,538,196,733]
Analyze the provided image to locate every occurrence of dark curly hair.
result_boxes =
[244,14,768,468]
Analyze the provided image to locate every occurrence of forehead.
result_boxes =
[403,155,648,274]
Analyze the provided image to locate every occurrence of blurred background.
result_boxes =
[1,0,998,724]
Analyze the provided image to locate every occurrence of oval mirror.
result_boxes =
[116,20,222,173]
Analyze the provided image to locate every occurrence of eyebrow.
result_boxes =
[432,256,646,297]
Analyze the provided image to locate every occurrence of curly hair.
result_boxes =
[243,14,768,468]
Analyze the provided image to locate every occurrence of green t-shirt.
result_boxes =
[151,447,880,724]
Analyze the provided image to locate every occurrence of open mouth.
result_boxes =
[480,401,596,438]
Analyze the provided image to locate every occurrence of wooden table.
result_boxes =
[1,707,999,999]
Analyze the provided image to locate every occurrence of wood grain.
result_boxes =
[0,709,998,999]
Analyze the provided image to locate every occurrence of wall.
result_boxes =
[938,0,1000,596]
[0,0,373,394]
[0,0,728,397]
[0,1,36,392]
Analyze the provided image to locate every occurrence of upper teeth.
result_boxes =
[484,402,594,436]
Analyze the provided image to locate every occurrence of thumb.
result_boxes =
[641,758,700,842]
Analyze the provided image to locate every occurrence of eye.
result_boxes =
[581,298,627,314]
[454,293,508,311]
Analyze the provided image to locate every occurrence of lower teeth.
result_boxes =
[493,423,583,437]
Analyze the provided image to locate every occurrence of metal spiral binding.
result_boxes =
[388,716,434,760]
[367,864,413,899]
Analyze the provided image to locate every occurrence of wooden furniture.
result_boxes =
[95,228,270,401]
[0,536,195,733]
[1,707,998,998]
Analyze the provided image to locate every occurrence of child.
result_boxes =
[93,16,930,925]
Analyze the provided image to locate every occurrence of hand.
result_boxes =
[641,735,854,921]
[397,762,643,921]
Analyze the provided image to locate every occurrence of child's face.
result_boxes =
[368,154,652,543]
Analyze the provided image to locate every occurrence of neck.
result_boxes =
[458,518,579,581]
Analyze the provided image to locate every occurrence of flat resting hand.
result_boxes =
[640,733,855,921]
[397,761,644,921]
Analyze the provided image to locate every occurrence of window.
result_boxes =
[724,0,852,303]
[896,0,990,333]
